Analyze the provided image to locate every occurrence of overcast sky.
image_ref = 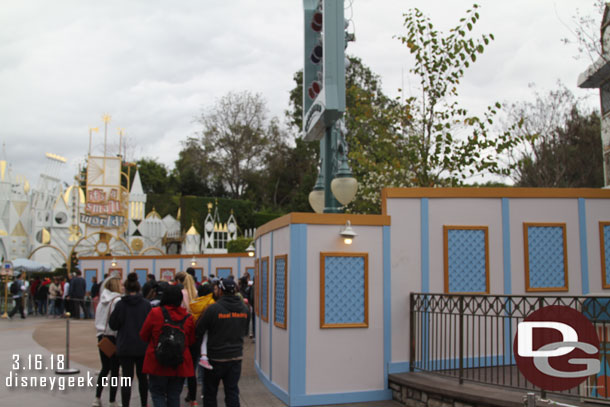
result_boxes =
[0,0,601,187]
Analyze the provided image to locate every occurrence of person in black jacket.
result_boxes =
[141,274,156,299]
[195,277,249,407]
[68,269,89,319]
[109,273,152,407]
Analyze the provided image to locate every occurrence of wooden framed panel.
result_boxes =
[600,222,610,289]
[260,257,269,323]
[245,266,255,280]
[160,268,176,282]
[274,254,288,329]
[133,268,148,286]
[190,267,204,283]
[320,252,369,329]
[254,258,259,316]
[443,226,490,294]
[84,268,98,293]
[216,267,233,279]
[523,223,569,292]
[108,268,123,279]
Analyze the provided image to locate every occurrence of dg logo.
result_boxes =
[514,305,600,391]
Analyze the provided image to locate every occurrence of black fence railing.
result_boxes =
[409,293,610,402]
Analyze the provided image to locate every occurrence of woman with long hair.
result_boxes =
[175,271,197,313]
[92,277,122,407]
[175,270,200,406]
[109,273,152,407]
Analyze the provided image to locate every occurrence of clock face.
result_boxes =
[228,223,236,233]
[205,222,214,232]
[96,241,109,255]
[131,238,143,252]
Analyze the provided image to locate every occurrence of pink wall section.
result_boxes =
[305,224,385,394]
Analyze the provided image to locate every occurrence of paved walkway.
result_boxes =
[0,316,400,407]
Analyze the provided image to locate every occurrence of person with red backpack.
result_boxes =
[140,284,195,407]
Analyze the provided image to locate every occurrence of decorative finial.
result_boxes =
[102,114,111,123]
[207,202,213,213]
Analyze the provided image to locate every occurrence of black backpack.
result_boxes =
[10,280,20,295]
[154,307,188,368]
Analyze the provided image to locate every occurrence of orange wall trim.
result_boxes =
[381,187,610,215]
[79,253,251,261]
[255,212,391,240]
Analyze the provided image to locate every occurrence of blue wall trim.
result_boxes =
[237,257,241,278]
[255,361,290,405]
[152,259,156,277]
[257,238,262,364]
[269,232,274,381]
[389,361,410,374]
[207,258,211,277]
[578,198,590,295]
[501,198,512,295]
[502,198,512,358]
[413,354,508,371]
[179,257,183,273]
[127,259,131,275]
[421,198,429,293]
[292,390,392,406]
[102,259,106,276]
[382,226,391,389]
[289,224,307,405]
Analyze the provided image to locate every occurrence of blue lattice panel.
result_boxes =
[527,225,566,289]
[323,255,366,326]
[217,268,231,279]
[604,225,610,285]
[261,258,269,321]
[275,257,286,327]
[446,229,487,293]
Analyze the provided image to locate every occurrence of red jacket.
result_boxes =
[140,305,195,377]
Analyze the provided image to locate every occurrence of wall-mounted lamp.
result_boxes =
[246,243,255,257]
[340,220,357,245]
[111,258,117,267]
[190,257,197,266]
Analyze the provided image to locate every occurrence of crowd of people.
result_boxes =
[93,268,253,407]
[6,270,95,319]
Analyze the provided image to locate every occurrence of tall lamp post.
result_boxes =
[303,0,358,213]
[1,262,12,318]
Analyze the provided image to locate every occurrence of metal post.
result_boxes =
[409,293,415,372]
[526,392,536,407]
[55,312,80,375]
[322,126,341,213]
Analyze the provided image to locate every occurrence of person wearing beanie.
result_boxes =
[195,278,250,407]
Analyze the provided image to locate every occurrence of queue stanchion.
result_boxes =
[55,312,80,375]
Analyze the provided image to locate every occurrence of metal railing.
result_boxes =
[409,293,610,402]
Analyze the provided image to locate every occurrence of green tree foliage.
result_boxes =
[348,5,521,212]
[504,84,603,187]
[394,5,518,184]
[173,137,222,197]
[227,237,253,253]
[135,158,173,195]
[286,59,399,213]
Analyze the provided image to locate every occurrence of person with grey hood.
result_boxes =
[92,277,123,407]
